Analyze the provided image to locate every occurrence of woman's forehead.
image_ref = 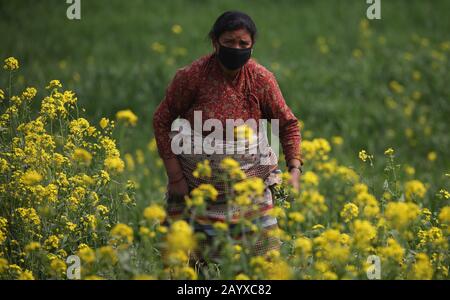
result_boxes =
[220,29,251,40]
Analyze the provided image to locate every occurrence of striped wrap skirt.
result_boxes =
[165,130,283,260]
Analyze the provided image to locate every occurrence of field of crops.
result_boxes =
[0,0,449,280]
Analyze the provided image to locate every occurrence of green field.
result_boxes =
[1,0,449,279]
[2,0,449,177]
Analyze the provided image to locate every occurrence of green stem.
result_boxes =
[8,71,12,99]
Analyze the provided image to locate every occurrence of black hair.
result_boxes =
[208,11,257,44]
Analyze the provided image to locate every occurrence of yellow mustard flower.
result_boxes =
[3,57,19,70]
[116,109,138,126]
[143,204,166,224]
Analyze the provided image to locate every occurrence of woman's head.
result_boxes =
[209,11,257,49]
[209,11,257,70]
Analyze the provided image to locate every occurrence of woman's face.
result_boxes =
[214,28,252,50]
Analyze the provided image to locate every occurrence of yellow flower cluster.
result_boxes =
[185,183,218,209]
[250,251,292,279]
[116,109,138,127]
[234,124,254,143]
[0,58,134,279]
[301,138,331,161]
[385,202,420,230]
[352,220,377,250]
[3,57,19,70]
[404,180,427,201]
[220,157,246,180]
[340,203,359,223]
[302,171,319,186]
[72,148,93,166]
[377,238,404,264]
[143,204,166,224]
[109,223,134,248]
[358,149,373,163]
[193,160,212,178]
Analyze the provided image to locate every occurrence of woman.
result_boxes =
[153,11,303,258]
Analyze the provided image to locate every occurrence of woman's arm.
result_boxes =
[153,67,197,195]
[162,157,189,196]
[260,71,303,189]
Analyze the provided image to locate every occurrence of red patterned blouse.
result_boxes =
[152,53,302,165]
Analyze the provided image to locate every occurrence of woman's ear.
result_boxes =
[212,39,219,53]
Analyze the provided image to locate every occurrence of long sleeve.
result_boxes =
[152,67,197,160]
[260,71,303,166]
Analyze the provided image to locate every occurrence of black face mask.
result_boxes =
[217,44,252,70]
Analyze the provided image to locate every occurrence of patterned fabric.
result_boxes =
[174,130,279,198]
[165,170,280,224]
[152,52,303,165]
[165,176,282,258]
[165,131,283,258]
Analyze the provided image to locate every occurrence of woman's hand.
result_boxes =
[168,176,189,197]
[162,157,189,196]
[287,159,302,191]
[288,168,301,191]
